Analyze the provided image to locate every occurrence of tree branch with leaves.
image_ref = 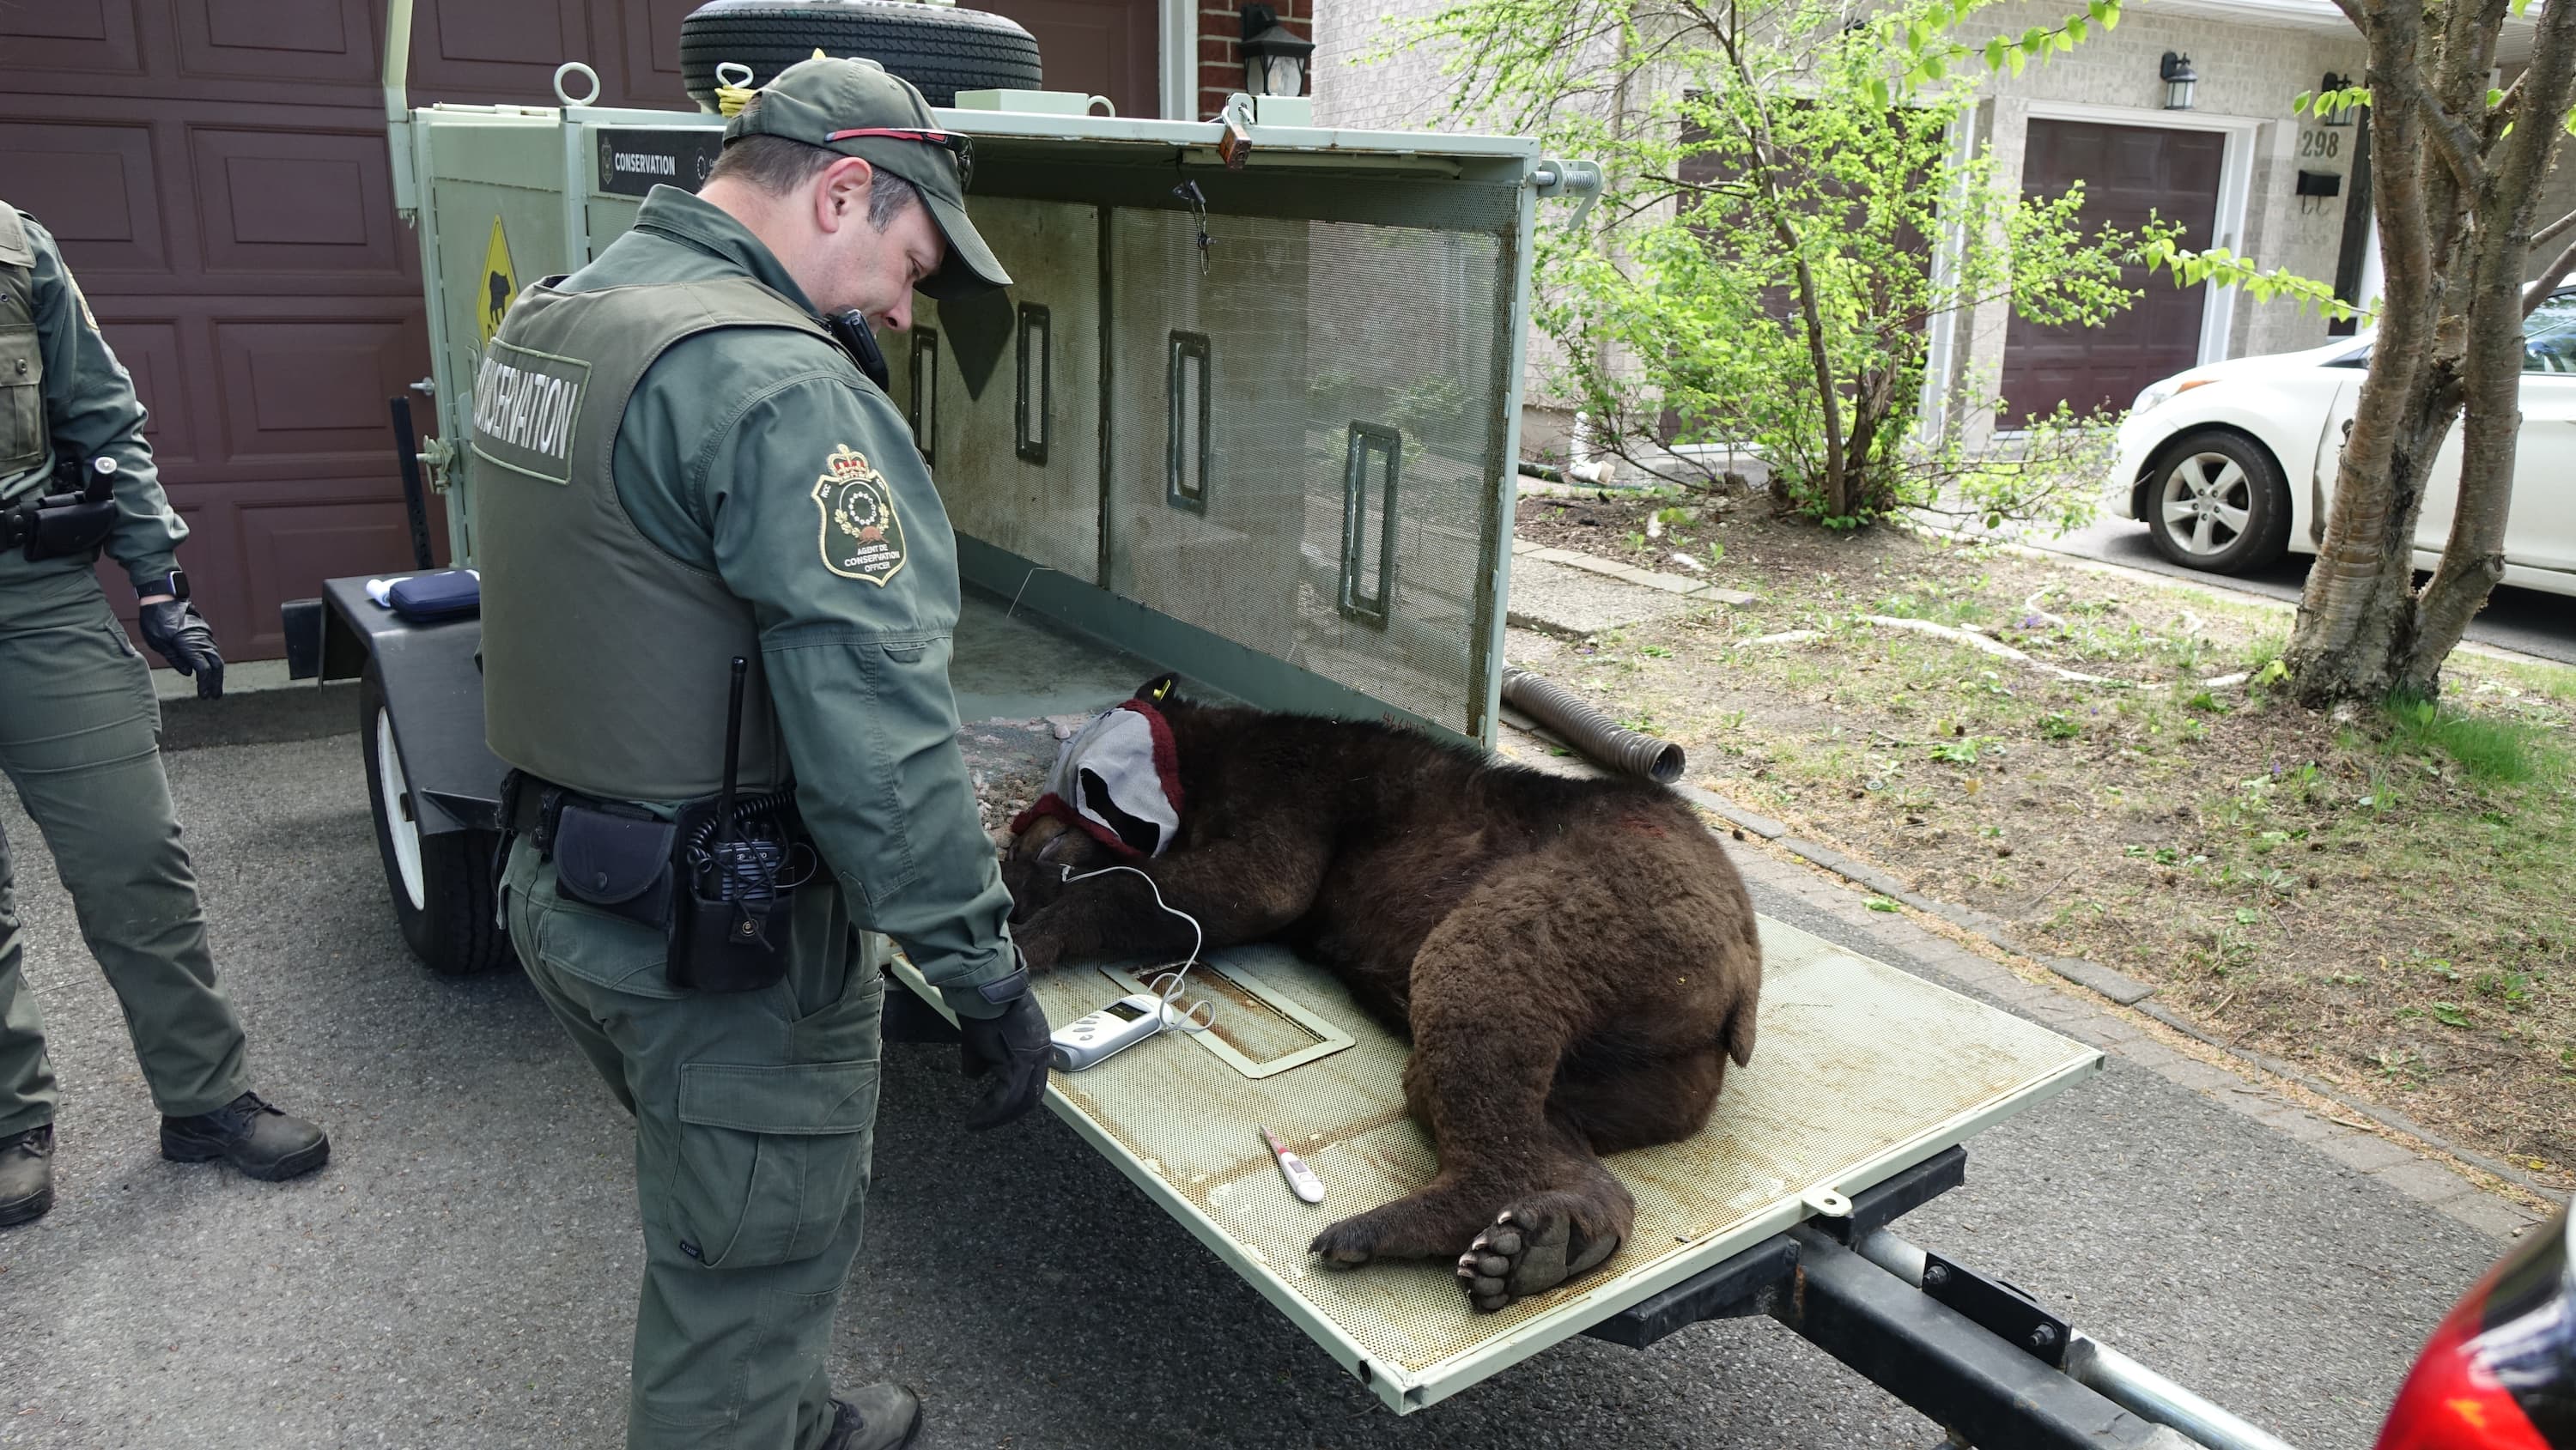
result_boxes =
[1387,0,2155,526]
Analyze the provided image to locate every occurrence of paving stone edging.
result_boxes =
[1668,777,2560,1220]
[1510,537,1759,607]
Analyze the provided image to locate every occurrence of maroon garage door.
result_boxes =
[2000,118,2224,424]
[0,0,1150,661]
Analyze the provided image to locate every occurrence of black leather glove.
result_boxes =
[953,976,1052,1131]
[137,599,224,700]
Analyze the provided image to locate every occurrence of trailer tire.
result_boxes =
[361,664,513,978]
[678,1,1043,112]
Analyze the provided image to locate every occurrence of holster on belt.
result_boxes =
[3,455,117,562]
[671,793,801,995]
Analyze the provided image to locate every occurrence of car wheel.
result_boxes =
[678,1,1044,112]
[360,663,514,978]
[2143,429,2293,574]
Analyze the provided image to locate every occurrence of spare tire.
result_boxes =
[679,0,1043,112]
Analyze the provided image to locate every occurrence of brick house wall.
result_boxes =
[1199,0,1315,119]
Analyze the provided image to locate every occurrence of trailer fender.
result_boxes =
[295,574,509,836]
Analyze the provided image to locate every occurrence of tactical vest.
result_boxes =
[476,276,835,802]
[0,200,51,499]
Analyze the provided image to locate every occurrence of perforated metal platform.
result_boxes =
[893,915,2100,1413]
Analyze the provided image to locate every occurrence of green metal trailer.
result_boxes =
[280,10,2300,1445]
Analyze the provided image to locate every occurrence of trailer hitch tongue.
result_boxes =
[1868,1230,2305,1450]
[2062,1333,2305,1450]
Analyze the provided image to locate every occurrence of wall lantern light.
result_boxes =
[2160,52,2198,111]
[2318,70,2356,125]
[1240,5,1315,99]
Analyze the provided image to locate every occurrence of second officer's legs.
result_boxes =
[0,572,323,1187]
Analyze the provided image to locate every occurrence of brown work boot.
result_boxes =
[820,1383,923,1450]
[0,1124,52,1228]
[160,1092,329,1182]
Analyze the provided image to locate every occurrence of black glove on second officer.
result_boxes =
[950,968,1051,1131]
[138,598,224,700]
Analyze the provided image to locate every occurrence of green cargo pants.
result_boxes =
[0,567,251,1138]
[501,834,886,1450]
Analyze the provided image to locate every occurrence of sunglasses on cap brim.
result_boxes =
[824,126,973,187]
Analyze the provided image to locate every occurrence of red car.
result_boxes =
[2379,1199,2574,1448]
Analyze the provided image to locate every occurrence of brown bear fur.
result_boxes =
[1000,689,1762,1311]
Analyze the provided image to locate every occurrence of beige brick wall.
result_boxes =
[1315,0,2372,451]
[1311,0,1454,131]
[1314,0,1623,438]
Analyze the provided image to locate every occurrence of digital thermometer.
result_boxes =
[1261,1126,1325,1204]
[1048,992,1173,1071]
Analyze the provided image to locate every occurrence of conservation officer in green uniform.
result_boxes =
[478,59,1052,1450]
[0,200,331,1229]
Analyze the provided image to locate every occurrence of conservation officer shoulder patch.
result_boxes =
[812,445,908,585]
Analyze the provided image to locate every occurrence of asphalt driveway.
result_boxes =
[0,719,2522,1448]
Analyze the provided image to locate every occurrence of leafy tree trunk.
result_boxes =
[2288,0,2576,706]
[1708,21,1851,517]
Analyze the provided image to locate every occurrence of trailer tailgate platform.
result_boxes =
[896,915,2100,1412]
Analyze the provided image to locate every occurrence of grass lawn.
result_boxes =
[1514,488,2576,1190]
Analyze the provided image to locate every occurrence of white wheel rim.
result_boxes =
[375,707,427,911]
[2157,452,2255,560]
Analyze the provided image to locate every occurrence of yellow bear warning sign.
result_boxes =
[478,216,518,351]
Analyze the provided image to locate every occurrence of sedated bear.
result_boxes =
[1000,680,1763,1313]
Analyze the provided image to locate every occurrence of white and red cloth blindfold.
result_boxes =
[1010,689,1184,858]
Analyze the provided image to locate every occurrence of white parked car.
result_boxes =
[2111,290,2576,598]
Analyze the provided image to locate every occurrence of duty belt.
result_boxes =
[501,770,804,858]
[502,772,603,860]
[501,768,811,994]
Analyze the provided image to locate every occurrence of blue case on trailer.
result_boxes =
[387,569,480,623]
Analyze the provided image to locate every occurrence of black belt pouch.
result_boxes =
[552,801,677,930]
[24,495,117,562]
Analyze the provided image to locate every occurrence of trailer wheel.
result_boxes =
[361,664,513,978]
[678,1,1044,112]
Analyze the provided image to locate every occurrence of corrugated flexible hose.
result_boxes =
[1500,667,1686,785]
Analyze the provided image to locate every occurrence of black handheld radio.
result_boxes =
[673,656,806,992]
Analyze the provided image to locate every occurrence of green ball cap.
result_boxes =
[724,56,1012,300]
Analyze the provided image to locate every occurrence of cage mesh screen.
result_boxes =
[885,197,1103,585]
[1106,210,1506,736]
